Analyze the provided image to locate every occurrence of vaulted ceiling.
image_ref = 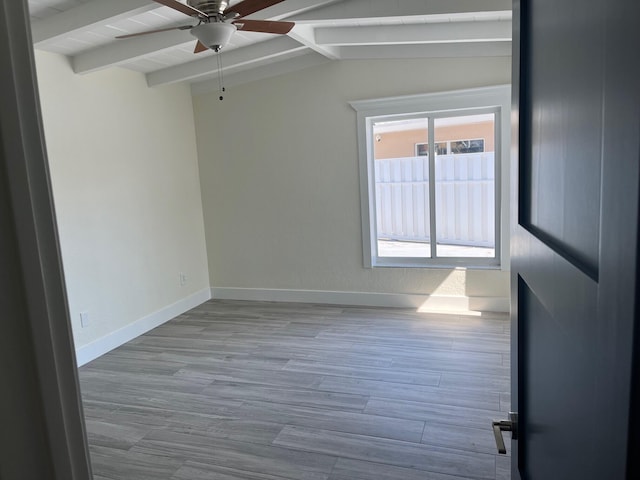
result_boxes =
[28,0,512,94]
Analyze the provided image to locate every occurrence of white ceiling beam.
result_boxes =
[63,0,340,73]
[31,0,156,45]
[292,0,511,22]
[337,42,512,60]
[191,51,331,94]
[316,21,512,46]
[147,36,307,86]
[72,29,194,74]
[289,25,339,60]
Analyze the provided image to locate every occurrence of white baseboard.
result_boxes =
[75,288,211,367]
[211,287,509,314]
[75,287,507,367]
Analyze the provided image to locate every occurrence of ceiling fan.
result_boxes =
[116,0,295,53]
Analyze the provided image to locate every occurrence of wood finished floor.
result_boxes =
[79,300,511,480]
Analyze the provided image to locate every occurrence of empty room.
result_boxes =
[1,1,639,480]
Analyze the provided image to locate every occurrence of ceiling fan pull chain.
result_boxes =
[217,50,226,101]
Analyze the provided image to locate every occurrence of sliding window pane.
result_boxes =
[372,118,431,258]
[434,114,496,258]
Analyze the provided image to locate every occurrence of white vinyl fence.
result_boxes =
[374,153,495,247]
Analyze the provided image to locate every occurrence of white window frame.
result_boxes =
[350,85,511,269]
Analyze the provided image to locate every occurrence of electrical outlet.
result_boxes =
[179,272,187,286]
[80,311,90,328]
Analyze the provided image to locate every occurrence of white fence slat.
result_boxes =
[375,153,495,247]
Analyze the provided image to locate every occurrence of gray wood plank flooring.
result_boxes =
[79,300,511,480]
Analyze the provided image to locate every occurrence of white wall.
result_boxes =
[35,51,210,355]
[193,57,511,308]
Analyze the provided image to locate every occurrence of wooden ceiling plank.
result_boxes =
[32,0,157,45]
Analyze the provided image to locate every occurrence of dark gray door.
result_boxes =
[509,0,640,478]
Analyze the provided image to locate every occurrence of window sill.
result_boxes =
[369,260,502,270]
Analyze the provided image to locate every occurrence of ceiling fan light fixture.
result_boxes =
[190,22,236,51]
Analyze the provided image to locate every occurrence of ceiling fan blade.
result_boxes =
[115,25,192,39]
[194,41,208,53]
[224,0,285,18]
[234,19,294,34]
[152,0,208,18]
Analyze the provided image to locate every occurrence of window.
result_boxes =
[415,142,448,156]
[416,139,484,156]
[450,139,484,154]
[350,86,510,268]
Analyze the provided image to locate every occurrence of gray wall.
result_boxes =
[193,57,512,303]
[35,51,210,351]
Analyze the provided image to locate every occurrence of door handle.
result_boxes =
[492,412,518,454]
